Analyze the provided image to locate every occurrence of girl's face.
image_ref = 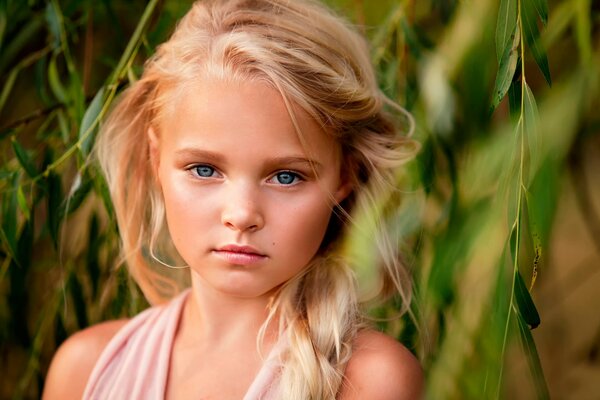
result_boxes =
[150,78,351,299]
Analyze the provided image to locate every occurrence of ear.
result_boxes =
[333,177,353,204]
[147,126,161,179]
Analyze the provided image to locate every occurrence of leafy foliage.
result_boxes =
[0,0,598,398]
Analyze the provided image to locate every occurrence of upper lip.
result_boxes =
[215,244,265,256]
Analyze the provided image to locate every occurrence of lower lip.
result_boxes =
[213,250,267,266]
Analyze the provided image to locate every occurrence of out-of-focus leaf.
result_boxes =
[400,17,422,59]
[516,312,550,398]
[492,25,520,109]
[0,15,44,75]
[68,271,88,329]
[521,0,551,85]
[54,313,68,346]
[94,173,115,222]
[61,174,93,217]
[507,65,522,115]
[0,8,6,50]
[0,67,17,114]
[527,158,560,248]
[515,269,540,328]
[2,174,19,261]
[46,172,63,248]
[87,214,101,298]
[57,109,70,143]
[45,1,61,49]
[48,55,67,103]
[531,0,549,25]
[574,0,592,62]
[17,186,30,221]
[11,138,38,178]
[79,87,105,158]
[495,0,517,61]
[16,212,33,272]
[523,82,540,181]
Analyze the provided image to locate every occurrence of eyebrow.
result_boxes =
[174,148,323,170]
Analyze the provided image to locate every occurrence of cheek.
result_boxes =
[277,197,333,260]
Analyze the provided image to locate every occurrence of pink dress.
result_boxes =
[83,290,283,399]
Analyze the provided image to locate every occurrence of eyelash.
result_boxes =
[187,165,305,186]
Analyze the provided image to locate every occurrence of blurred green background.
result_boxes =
[1,0,598,398]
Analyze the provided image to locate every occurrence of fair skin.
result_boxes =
[43,78,423,399]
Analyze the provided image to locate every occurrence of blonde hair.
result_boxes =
[96,0,417,398]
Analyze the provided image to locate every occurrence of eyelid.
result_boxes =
[186,163,222,179]
[267,170,306,185]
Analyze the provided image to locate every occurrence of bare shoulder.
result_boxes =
[339,329,424,400]
[43,319,129,400]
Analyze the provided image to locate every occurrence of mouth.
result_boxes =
[212,244,267,266]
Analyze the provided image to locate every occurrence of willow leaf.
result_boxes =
[17,187,30,221]
[492,25,520,109]
[48,55,67,103]
[516,312,550,399]
[496,0,517,62]
[531,0,549,26]
[68,271,88,328]
[78,87,105,158]
[521,0,551,85]
[515,269,540,328]
[523,83,540,182]
[46,172,62,248]
[2,175,18,261]
[11,139,38,178]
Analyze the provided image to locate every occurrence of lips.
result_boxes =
[212,244,267,266]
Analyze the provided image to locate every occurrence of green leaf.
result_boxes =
[507,66,522,115]
[0,66,17,115]
[530,0,549,26]
[61,174,93,217]
[45,1,61,49]
[68,271,88,328]
[516,312,550,399]
[48,54,67,103]
[11,138,38,178]
[87,214,101,299]
[400,17,422,59]
[515,269,540,328]
[495,0,517,62]
[17,187,30,221]
[492,25,520,109]
[521,0,551,85]
[523,83,540,181]
[46,172,63,248]
[2,174,18,260]
[78,87,105,158]
[0,9,6,51]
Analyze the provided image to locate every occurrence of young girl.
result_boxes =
[44,0,423,398]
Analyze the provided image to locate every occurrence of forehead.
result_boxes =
[156,77,340,163]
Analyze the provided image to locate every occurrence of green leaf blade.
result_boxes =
[531,0,549,26]
[492,25,520,109]
[496,0,518,62]
[78,87,106,158]
[516,312,550,398]
[523,83,541,181]
[521,0,552,85]
[515,269,541,328]
[11,139,38,178]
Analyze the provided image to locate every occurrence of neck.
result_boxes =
[178,272,278,351]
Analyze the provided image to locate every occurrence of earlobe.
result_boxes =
[334,181,353,204]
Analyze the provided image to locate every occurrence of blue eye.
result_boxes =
[193,165,215,177]
[274,171,300,185]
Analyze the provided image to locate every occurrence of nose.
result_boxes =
[220,181,264,232]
